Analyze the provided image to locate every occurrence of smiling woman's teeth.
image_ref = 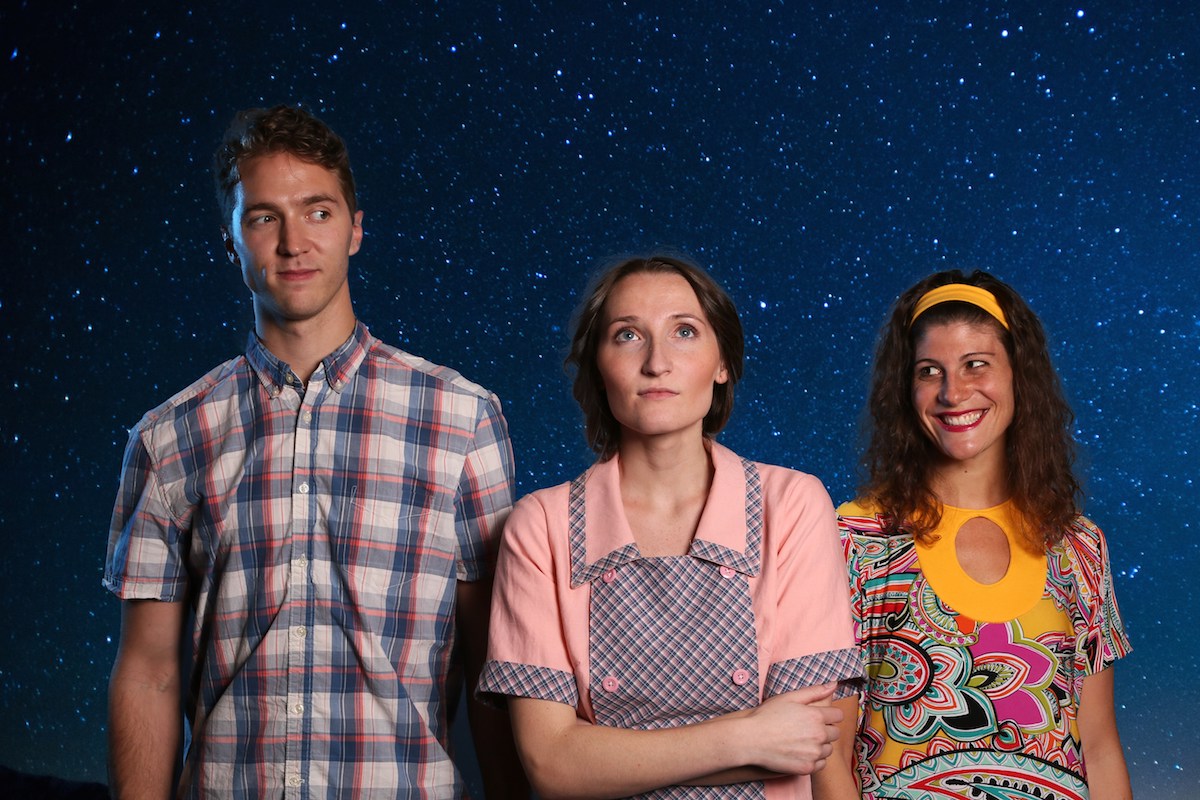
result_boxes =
[942,410,984,426]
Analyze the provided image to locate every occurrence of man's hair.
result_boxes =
[860,268,1080,549]
[213,104,357,225]
[565,254,745,461]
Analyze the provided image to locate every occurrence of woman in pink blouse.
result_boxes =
[480,254,862,798]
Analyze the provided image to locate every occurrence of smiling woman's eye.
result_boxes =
[915,364,942,379]
[966,359,988,369]
[677,324,697,338]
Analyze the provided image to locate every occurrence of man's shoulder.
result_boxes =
[133,356,248,433]
[364,338,497,403]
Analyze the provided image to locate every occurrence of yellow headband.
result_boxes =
[910,283,1009,329]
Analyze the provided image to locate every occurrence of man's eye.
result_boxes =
[311,209,331,220]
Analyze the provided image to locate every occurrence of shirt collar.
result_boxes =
[245,320,374,396]
[569,441,762,587]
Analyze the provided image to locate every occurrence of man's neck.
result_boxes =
[256,314,356,385]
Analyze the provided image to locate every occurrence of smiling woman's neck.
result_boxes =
[930,455,1010,509]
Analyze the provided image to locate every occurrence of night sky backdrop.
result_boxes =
[2,2,1196,796]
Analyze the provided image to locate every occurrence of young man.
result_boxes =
[104,105,524,798]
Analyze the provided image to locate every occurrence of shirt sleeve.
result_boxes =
[454,391,515,582]
[477,490,581,710]
[102,423,189,601]
[761,472,864,700]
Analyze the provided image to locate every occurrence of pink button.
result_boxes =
[602,569,617,583]
[719,566,736,578]
[601,676,620,692]
[731,669,751,686]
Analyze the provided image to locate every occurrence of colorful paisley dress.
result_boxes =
[838,500,1130,800]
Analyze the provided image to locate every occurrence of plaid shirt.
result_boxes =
[104,321,514,799]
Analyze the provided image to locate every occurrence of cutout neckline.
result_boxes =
[914,500,1047,623]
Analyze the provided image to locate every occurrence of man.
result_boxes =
[105,105,524,798]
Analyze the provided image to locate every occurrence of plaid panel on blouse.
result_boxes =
[104,321,514,800]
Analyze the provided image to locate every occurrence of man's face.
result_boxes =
[223,152,363,335]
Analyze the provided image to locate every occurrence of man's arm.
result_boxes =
[457,578,530,799]
[1078,667,1132,800]
[108,598,186,800]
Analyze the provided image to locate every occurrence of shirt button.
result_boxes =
[286,775,302,788]
[732,669,751,686]
[297,482,309,494]
[291,702,304,715]
[719,566,736,578]
[293,626,307,639]
[295,556,308,570]
[601,676,620,692]
[602,569,617,583]
[302,410,313,423]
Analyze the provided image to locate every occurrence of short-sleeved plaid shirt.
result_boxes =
[104,321,514,799]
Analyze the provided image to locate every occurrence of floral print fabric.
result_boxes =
[838,504,1131,800]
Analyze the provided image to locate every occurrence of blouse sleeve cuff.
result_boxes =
[476,660,578,708]
[764,647,865,700]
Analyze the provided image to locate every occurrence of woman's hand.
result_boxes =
[509,683,848,798]
[739,683,844,775]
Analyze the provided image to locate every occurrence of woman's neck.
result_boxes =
[929,453,1010,509]
[616,432,714,556]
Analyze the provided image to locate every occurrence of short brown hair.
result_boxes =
[213,104,357,225]
[860,269,1080,548]
[565,254,745,461]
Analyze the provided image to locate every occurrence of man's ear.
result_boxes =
[221,227,240,265]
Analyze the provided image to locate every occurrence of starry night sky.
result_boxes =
[1,2,1196,795]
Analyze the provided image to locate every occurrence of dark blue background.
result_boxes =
[1,2,1195,795]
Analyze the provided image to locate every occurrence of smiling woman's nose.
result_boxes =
[939,373,968,405]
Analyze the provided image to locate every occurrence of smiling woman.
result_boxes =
[478,254,865,798]
[837,269,1133,800]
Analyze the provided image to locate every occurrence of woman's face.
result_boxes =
[911,319,1015,471]
[596,271,728,444]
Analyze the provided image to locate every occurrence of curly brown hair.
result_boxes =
[213,104,357,226]
[565,254,745,461]
[860,269,1080,549]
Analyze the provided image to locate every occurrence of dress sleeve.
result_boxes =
[478,490,580,709]
[1070,517,1132,675]
[102,423,189,601]
[762,473,864,700]
[454,392,516,582]
[836,502,873,650]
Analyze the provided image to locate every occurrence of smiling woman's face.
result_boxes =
[911,319,1015,471]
